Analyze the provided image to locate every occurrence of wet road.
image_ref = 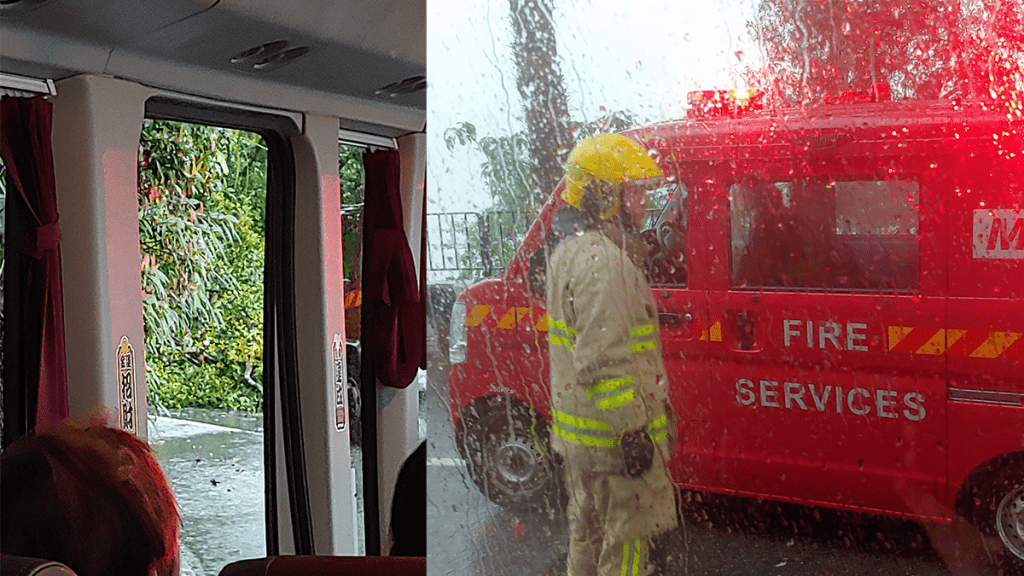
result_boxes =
[149,409,367,576]
[425,354,1006,576]
[149,409,267,576]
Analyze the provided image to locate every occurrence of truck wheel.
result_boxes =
[459,398,561,511]
[346,341,362,445]
[966,461,1024,567]
[347,374,362,445]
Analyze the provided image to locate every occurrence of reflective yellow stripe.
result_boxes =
[588,375,634,397]
[587,375,637,411]
[626,339,657,353]
[620,538,641,576]
[552,409,668,446]
[551,410,613,431]
[647,413,669,443]
[551,409,619,448]
[630,324,654,338]
[552,425,620,448]
[632,538,642,576]
[627,323,657,354]
[549,335,574,349]
[551,320,577,338]
[549,320,577,351]
[594,389,636,411]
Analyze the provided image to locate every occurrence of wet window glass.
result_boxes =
[428,1,1024,575]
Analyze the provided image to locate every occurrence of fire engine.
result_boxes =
[446,90,1024,564]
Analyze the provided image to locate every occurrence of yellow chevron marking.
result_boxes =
[970,331,1022,358]
[496,307,531,329]
[534,313,551,332]
[466,305,491,327]
[945,329,968,347]
[888,326,914,351]
[917,329,947,355]
[708,320,722,342]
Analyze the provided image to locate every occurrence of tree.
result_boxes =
[444,110,639,215]
[339,145,364,281]
[510,0,575,210]
[442,110,640,279]
[138,121,267,412]
[748,0,1022,105]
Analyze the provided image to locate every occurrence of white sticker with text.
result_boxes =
[973,209,1023,260]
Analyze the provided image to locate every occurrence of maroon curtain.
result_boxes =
[360,149,426,388]
[0,96,69,430]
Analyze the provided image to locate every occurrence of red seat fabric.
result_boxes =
[218,555,426,576]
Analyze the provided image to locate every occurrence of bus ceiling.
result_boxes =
[0,0,426,134]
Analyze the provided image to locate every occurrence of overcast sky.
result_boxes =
[427,0,762,213]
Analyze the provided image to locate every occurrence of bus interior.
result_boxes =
[1,0,426,572]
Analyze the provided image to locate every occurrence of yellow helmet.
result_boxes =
[561,133,662,219]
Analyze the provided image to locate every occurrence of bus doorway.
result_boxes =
[137,119,271,575]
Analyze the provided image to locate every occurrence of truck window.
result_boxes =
[730,178,920,291]
[646,182,689,286]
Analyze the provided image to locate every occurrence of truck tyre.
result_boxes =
[965,459,1024,568]
[458,397,562,512]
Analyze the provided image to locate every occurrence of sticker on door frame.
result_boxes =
[117,336,137,434]
[333,334,347,432]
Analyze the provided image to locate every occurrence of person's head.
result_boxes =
[1,419,180,576]
[561,133,663,230]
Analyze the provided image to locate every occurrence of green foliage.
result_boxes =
[139,121,266,413]
[445,123,532,214]
[442,109,639,216]
[339,145,364,280]
[339,145,364,205]
[440,111,639,280]
[750,0,1024,103]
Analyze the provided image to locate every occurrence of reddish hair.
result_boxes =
[1,419,180,576]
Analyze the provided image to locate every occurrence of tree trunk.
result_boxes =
[509,0,574,210]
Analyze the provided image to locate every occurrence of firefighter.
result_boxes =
[546,133,678,576]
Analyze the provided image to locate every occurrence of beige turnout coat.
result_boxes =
[546,227,675,474]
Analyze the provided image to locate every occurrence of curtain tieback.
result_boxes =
[23,220,62,258]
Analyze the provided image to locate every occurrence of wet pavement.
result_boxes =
[148,409,268,576]
[425,348,1004,576]
[148,408,367,576]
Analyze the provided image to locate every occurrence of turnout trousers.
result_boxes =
[563,451,677,576]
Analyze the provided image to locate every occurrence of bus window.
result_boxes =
[140,120,269,575]
[430,0,1024,574]
[2,0,424,566]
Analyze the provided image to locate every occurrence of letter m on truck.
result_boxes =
[974,209,1024,259]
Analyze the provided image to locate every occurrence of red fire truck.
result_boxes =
[446,92,1024,563]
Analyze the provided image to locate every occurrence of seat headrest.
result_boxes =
[0,555,77,576]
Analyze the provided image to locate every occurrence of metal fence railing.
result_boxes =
[427,207,663,281]
[427,210,532,279]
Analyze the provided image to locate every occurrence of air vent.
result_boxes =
[375,75,426,98]
[228,40,311,73]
